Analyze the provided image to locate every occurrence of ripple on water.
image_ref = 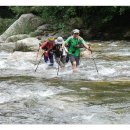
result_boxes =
[0,42,130,124]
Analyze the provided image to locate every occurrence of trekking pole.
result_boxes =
[35,43,41,65]
[57,63,60,76]
[88,48,99,74]
[35,52,44,72]
[92,56,99,73]
[57,57,61,76]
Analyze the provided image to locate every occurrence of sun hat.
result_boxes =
[55,37,64,44]
[73,29,80,34]
[48,36,55,41]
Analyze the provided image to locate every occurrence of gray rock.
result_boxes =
[0,13,43,41]
[37,24,51,31]
[5,34,30,42]
[0,42,16,52]
[15,37,40,51]
[29,24,54,37]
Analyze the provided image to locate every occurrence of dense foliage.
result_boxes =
[8,6,130,26]
[1,6,130,39]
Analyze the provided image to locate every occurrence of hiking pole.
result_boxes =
[92,56,99,73]
[57,57,61,76]
[88,48,99,74]
[35,43,41,65]
[57,63,60,76]
[35,52,44,72]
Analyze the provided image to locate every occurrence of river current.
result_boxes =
[0,41,130,124]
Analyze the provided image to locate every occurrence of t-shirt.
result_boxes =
[65,36,87,56]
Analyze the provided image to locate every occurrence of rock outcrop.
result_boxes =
[0,13,43,42]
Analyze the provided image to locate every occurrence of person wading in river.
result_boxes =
[40,36,55,66]
[62,29,91,72]
[53,36,68,68]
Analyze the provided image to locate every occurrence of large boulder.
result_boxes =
[29,24,55,37]
[0,13,43,42]
[15,37,40,51]
[0,42,16,52]
[5,34,30,42]
[37,24,52,31]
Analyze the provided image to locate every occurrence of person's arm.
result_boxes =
[83,42,92,53]
[61,42,66,49]
[64,46,68,53]
[61,36,71,49]
[83,42,90,49]
[80,38,91,51]
[40,41,47,49]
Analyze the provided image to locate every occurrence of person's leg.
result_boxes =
[66,54,69,63]
[44,55,48,63]
[48,52,54,66]
[56,57,65,68]
[72,61,77,72]
[55,57,60,65]
[75,56,80,66]
[61,56,66,64]
[69,55,77,72]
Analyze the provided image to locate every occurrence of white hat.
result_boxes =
[73,29,80,34]
[55,37,64,44]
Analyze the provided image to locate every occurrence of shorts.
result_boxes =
[69,54,80,66]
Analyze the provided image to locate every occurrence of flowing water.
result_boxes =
[0,41,130,124]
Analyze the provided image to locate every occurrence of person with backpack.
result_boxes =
[40,36,55,66]
[53,36,68,68]
[62,29,91,72]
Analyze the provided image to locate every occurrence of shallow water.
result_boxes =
[0,41,130,124]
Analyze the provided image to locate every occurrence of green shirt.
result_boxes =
[65,36,86,56]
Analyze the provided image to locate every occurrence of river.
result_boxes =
[0,40,130,124]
